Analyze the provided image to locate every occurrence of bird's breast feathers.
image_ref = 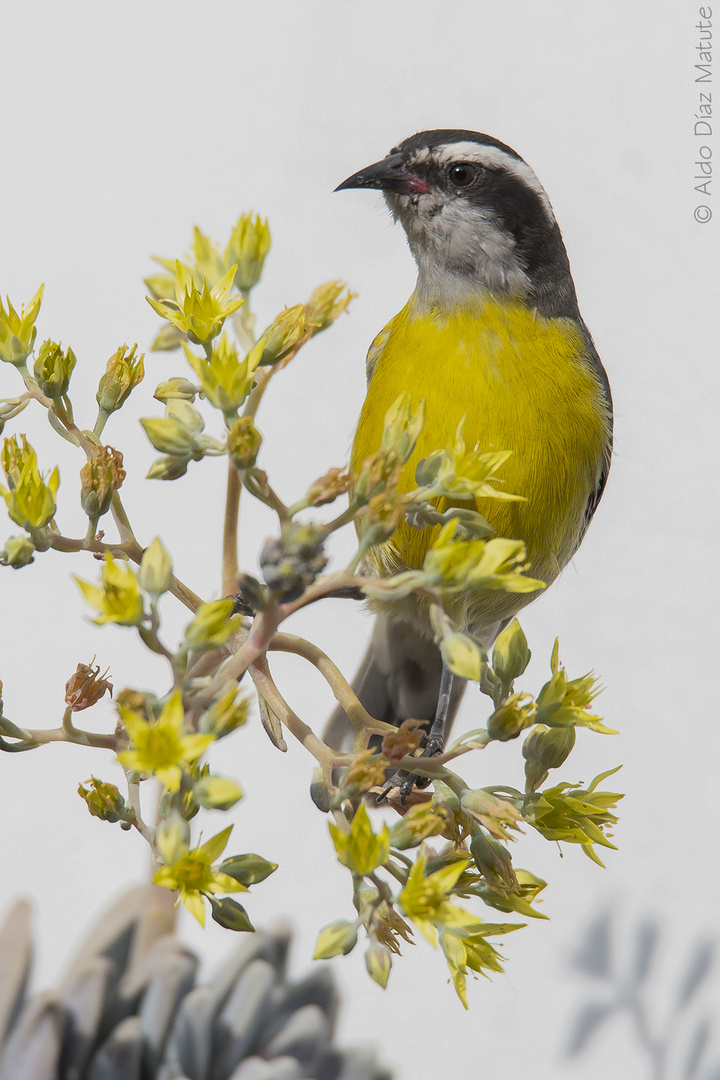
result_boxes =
[351,296,612,588]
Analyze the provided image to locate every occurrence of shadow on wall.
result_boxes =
[566,909,720,1080]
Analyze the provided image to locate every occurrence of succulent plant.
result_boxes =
[0,887,392,1080]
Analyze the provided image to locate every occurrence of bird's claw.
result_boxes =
[376,732,444,804]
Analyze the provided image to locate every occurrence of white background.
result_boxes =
[1,1,718,1076]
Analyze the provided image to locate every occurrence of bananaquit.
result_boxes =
[325,129,613,775]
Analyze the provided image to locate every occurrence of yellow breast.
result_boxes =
[351,297,611,597]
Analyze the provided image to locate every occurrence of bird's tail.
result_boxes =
[323,613,467,751]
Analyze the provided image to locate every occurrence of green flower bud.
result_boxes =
[440,632,482,681]
[96,344,144,414]
[146,454,191,481]
[380,392,426,464]
[0,534,35,568]
[33,339,76,398]
[226,212,271,291]
[522,723,576,792]
[470,829,518,895]
[193,774,243,810]
[141,401,206,455]
[486,692,536,741]
[218,853,278,886]
[153,377,198,403]
[197,686,249,738]
[139,536,173,597]
[314,920,359,960]
[78,777,135,826]
[258,305,308,366]
[208,896,254,932]
[184,599,241,651]
[227,416,262,471]
[365,943,392,988]
[492,619,531,684]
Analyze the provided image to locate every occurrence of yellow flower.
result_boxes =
[225,213,271,291]
[117,690,214,793]
[306,280,355,330]
[153,822,246,926]
[422,520,546,595]
[182,334,262,414]
[74,554,144,626]
[146,261,243,344]
[439,925,513,1008]
[0,435,59,531]
[328,802,390,877]
[398,853,475,945]
[415,417,524,503]
[0,285,44,365]
[183,598,241,651]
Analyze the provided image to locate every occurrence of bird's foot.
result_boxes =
[376,730,444,805]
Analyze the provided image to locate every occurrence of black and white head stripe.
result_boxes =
[395,129,556,224]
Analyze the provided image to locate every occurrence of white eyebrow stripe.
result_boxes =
[417,141,556,222]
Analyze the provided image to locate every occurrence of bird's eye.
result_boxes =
[448,164,476,187]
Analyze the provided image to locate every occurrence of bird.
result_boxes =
[324,129,613,780]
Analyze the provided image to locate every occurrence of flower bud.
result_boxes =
[470,829,518,895]
[306,280,354,330]
[146,454,191,481]
[486,692,536,741]
[96,344,144,414]
[78,777,134,825]
[227,416,262,470]
[440,633,482,682]
[153,377,198,403]
[141,400,205,455]
[193,775,243,810]
[258,305,308,366]
[365,943,392,988]
[139,536,173,597]
[0,534,35,568]
[380,393,426,464]
[80,446,125,520]
[260,523,327,601]
[184,599,240,651]
[522,723,576,792]
[306,467,350,507]
[226,213,271,291]
[314,920,359,960]
[492,619,531,684]
[33,339,76,398]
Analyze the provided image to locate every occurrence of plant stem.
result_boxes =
[269,631,393,738]
[222,463,241,596]
[250,657,344,768]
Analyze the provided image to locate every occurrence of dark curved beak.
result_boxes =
[335,152,429,195]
